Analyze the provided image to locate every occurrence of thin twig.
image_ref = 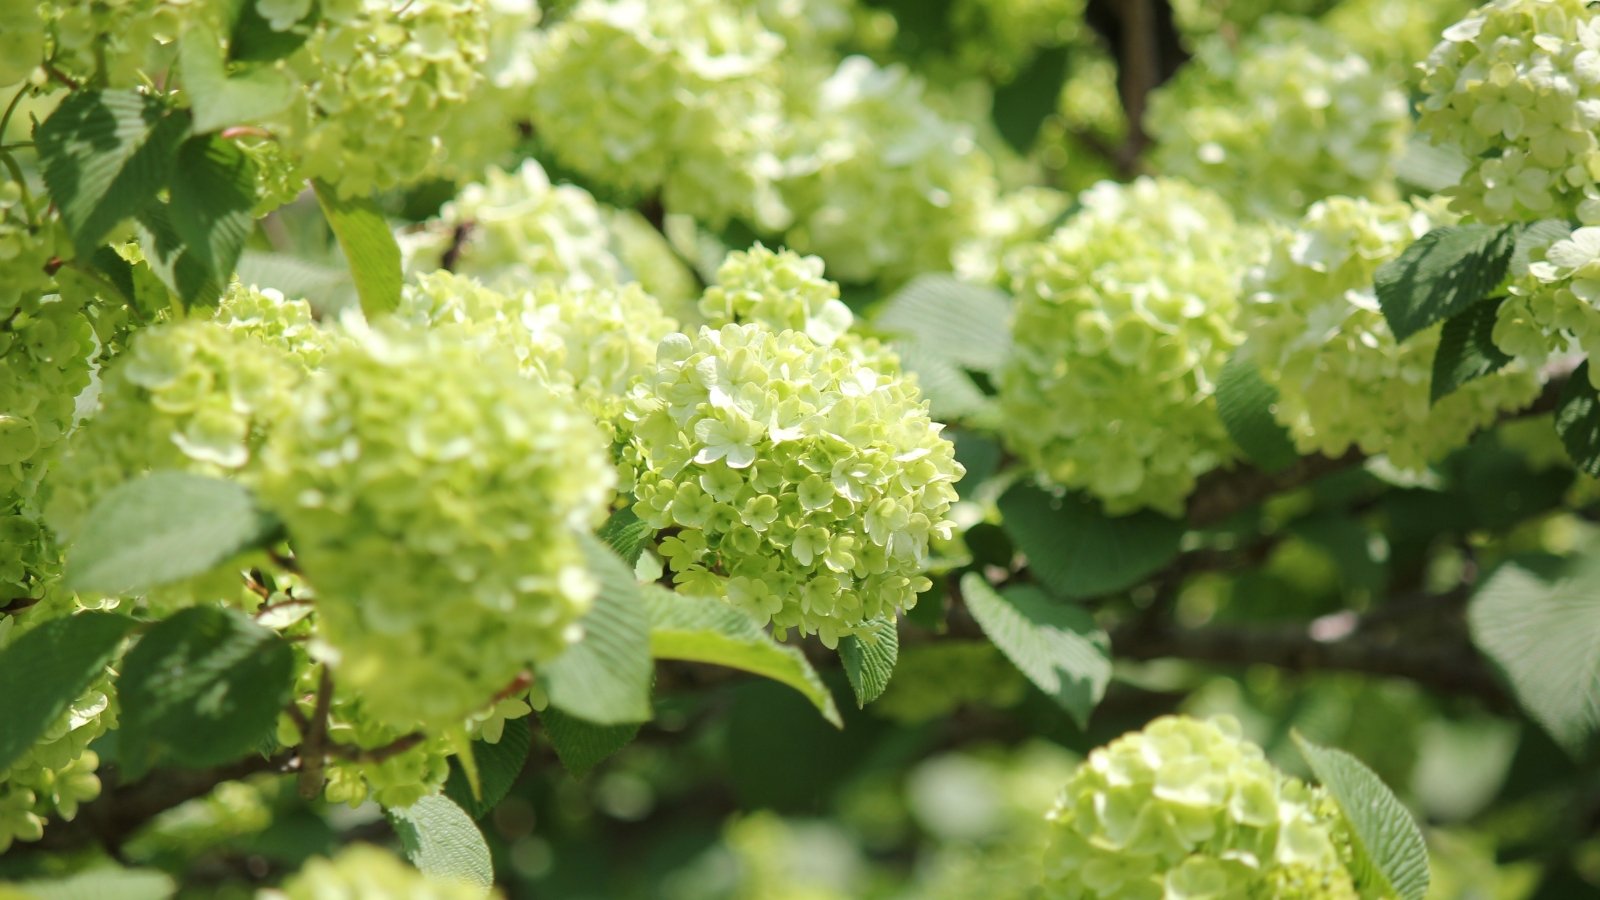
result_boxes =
[297,667,334,799]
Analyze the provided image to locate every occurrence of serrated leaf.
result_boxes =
[35,90,188,254]
[0,612,134,772]
[875,274,1012,372]
[539,535,652,725]
[538,707,640,778]
[179,24,297,133]
[135,203,225,309]
[1375,224,1519,343]
[229,0,320,63]
[9,867,176,900]
[168,135,256,287]
[1294,733,1430,900]
[1393,137,1469,194]
[642,585,841,727]
[116,607,294,778]
[1556,363,1600,477]
[1469,554,1600,757]
[959,575,1109,728]
[1511,219,1574,276]
[598,506,653,566]
[1216,351,1298,472]
[1432,295,1512,403]
[997,482,1183,599]
[65,472,280,596]
[387,794,493,889]
[312,179,402,318]
[991,44,1069,153]
[838,616,898,708]
[891,339,995,423]
[236,250,345,297]
[444,718,532,818]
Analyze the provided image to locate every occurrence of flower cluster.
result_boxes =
[0,663,112,853]
[278,0,491,198]
[0,270,94,500]
[626,323,962,645]
[1498,225,1600,386]
[30,0,217,87]
[953,186,1072,286]
[529,0,789,228]
[1324,0,1480,81]
[1043,716,1361,899]
[1246,197,1540,469]
[998,178,1250,515]
[1418,0,1600,222]
[269,844,496,900]
[1147,16,1410,221]
[255,323,614,729]
[699,245,855,348]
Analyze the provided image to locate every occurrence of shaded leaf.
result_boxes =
[179,25,297,133]
[1432,295,1512,403]
[135,204,225,309]
[0,612,134,772]
[992,44,1069,153]
[229,0,320,63]
[1216,350,1298,472]
[167,135,256,287]
[387,794,493,889]
[997,482,1183,599]
[539,535,652,725]
[838,616,898,708]
[312,180,402,318]
[960,575,1110,727]
[1375,224,1519,343]
[444,718,532,819]
[538,707,640,779]
[1556,363,1600,477]
[1294,733,1431,900]
[598,506,653,567]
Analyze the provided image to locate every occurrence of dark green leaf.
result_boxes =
[538,707,640,778]
[539,535,652,725]
[1556,363,1600,477]
[1294,733,1431,900]
[1431,295,1513,403]
[116,607,294,778]
[1470,554,1600,757]
[1375,224,1519,343]
[598,506,653,567]
[838,616,898,708]
[643,586,841,727]
[387,794,493,889]
[167,135,256,287]
[0,612,134,772]
[960,575,1109,728]
[229,0,320,63]
[997,482,1183,599]
[1215,351,1298,472]
[35,90,188,254]
[312,179,402,318]
[179,25,297,133]
[65,472,280,596]
[443,718,532,818]
[135,204,225,309]
[991,44,1069,153]
[874,274,1012,372]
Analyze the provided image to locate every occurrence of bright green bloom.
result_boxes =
[270,843,495,899]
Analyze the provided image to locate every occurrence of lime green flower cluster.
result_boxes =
[1043,716,1362,899]
[1324,0,1479,81]
[1247,197,1540,470]
[0,663,113,853]
[0,0,46,85]
[954,186,1073,286]
[1418,0,1600,222]
[30,0,221,86]
[529,0,789,229]
[1147,17,1409,221]
[269,844,496,900]
[700,245,855,348]
[780,56,998,284]
[998,178,1249,515]
[44,286,316,547]
[626,323,962,646]
[1169,0,1337,38]
[279,0,491,198]
[399,271,679,434]
[255,323,614,729]
[1498,226,1600,387]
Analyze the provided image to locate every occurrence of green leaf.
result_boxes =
[8,867,176,900]
[642,585,841,727]
[167,135,256,288]
[35,90,189,254]
[890,340,996,423]
[312,179,402,318]
[116,607,294,778]
[991,44,1069,153]
[1215,350,1298,472]
[1511,219,1574,275]
[538,707,640,779]
[229,0,320,63]
[1375,224,1519,343]
[1393,137,1469,195]
[235,250,346,297]
[0,612,134,772]
[598,506,653,567]
[959,574,1110,728]
[1431,295,1512,403]
[443,718,532,819]
[1556,363,1600,477]
[997,482,1183,599]
[874,274,1012,372]
[539,535,653,725]
[1469,554,1600,757]
[1293,733,1431,900]
[387,794,493,889]
[135,203,225,309]
[179,24,297,134]
[64,472,280,596]
[838,616,898,709]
